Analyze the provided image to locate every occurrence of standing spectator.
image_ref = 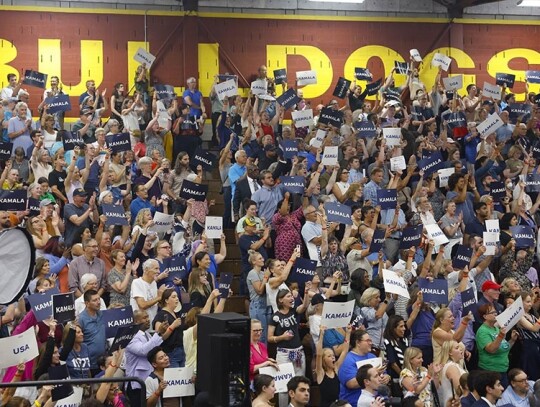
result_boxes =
[209,75,224,146]
[63,188,97,247]
[68,238,106,298]
[108,250,137,307]
[125,310,168,407]
[246,250,270,343]
[239,218,269,295]
[476,303,519,387]
[152,289,184,368]
[131,259,168,323]
[78,289,106,375]
[383,315,408,384]
[315,325,351,407]
[229,150,248,211]
[48,151,68,206]
[0,73,21,100]
[8,102,33,155]
[399,347,441,407]
[338,330,384,405]
[268,288,309,406]
[183,77,206,119]
[250,320,278,381]
[272,192,305,262]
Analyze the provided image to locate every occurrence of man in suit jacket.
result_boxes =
[125,310,169,407]
[233,164,260,220]
[471,371,503,407]
[461,370,482,407]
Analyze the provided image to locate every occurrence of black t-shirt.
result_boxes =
[269,309,301,349]
[152,309,184,353]
[48,169,68,198]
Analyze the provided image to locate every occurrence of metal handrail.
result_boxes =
[0,376,146,406]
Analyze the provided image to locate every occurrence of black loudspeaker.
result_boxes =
[197,313,250,406]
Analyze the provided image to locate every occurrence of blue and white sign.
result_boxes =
[324,201,352,225]
[418,278,448,304]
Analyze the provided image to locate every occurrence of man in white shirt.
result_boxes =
[356,364,384,407]
[130,258,167,323]
[0,73,21,101]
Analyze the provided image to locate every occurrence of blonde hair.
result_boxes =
[437,340,459,365]
[359,287,380,307]
[432,307,451,334]
[501,277,518,294]
[403,347,424,372]
[134,208,152,228]
[248,249,262,266]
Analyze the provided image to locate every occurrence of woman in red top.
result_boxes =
[249,319,278,381]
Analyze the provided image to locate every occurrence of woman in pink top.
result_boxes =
[249,319,278,381]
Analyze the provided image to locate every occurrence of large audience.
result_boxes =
[0,54,540,407]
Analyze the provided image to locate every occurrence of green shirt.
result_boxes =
[476,323,510,372]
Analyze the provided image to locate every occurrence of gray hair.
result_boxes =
[80,273,98,290]
[187,77,196,84]
[142,258,159,272]
[234,150,246,160]
[15,102,28,113]
[139,156,153,167]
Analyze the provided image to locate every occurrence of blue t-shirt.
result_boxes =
[78,310,106,369]
[338,351,377,405]
[182,89,203,117]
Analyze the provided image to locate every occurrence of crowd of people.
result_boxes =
[0,53,540,407]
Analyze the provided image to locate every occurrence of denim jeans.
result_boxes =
[249,299,269,344]
[167,346,186,368]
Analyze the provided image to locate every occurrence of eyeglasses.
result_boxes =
[252,329,263,332]
[86,244,98,248]
[200,273,208,277]
[159,245,171,249]
[513,377,528,382]
[304,211,317,216]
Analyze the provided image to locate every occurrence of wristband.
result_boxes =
[497,332,505,339]
[110,363,118,368]
[34,401,42,407]
[426,375,432,380]
[343,339,349,344]
[461,320,468,326]
[167,327,174,333]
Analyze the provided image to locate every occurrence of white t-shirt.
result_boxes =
[145,375,162,407]
[130,277,158,322]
